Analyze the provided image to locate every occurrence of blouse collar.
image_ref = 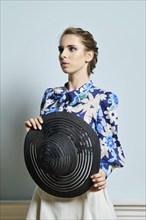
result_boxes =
[64,80,94,106]
[53,80,94,107]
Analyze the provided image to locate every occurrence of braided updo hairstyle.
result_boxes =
[59,27,99,76]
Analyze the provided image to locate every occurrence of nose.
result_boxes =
[60,49,67,59]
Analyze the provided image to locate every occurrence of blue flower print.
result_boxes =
[45,107,59,114]
[40,80,125,178]
[45,88,54,100]
[97,123,104,134]
[58,93,67,104]
[108,150,118,163]
[65,80,97,107]
[96,108,106,134]
[53,88,67,103]
[108,93,118,111]
[69,92,80,106]
[106,136,115,149]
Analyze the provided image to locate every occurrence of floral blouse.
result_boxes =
[40,80,125,178]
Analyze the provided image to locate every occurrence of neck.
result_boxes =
[67,74,90,91]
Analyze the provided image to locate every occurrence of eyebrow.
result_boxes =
[58,44,77,49]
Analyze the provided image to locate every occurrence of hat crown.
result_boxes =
[38,133,77,176]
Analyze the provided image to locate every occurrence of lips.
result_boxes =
[61,62,69,68]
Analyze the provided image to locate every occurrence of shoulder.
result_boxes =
[101,90,119,111]
[92,85,119,111]
[42,86,64,99]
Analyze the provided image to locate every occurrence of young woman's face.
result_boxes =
[58,34,91,76]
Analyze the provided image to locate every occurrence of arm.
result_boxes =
[97,92,125,178]
[90,92,125,192]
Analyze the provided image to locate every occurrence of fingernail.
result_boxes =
[94,184,98,187]
[39,126,42,130]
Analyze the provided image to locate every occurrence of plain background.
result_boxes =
[1,0,145,203]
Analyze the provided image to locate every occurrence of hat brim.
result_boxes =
[24,112,100,198]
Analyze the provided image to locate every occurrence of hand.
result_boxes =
[24,116,43,132]
[90,169,106,192]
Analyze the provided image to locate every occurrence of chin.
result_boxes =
[62,70,69,74]
[62,68,71,74]
[61,68,75,75]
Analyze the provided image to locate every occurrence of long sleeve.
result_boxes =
[96,92,125,177]
[39,84,125,178]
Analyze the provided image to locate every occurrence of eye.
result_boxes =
[69,46,77,52]
[58,46,63,53]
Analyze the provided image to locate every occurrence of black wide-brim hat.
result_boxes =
[24,112,100,198]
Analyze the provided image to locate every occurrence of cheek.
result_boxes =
[72,53,86,62]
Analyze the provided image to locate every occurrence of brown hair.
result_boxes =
[60,27,99,75]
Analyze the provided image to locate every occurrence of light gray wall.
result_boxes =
[1,1,145,203]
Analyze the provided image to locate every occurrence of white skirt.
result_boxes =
[26,186,117,220]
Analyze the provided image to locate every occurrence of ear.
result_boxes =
[85,50,94,62]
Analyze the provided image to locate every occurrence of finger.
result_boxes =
[92,175,106,187]
[96,176,106,182]
[91,171,103,179]
[94,182,106,189]
[91,175,100,182]
[25,120,32,128]
[34,118,42,130]
[94,180,106,187]
[90,183,106,192]
[37,116,43,124]
[29,118,37,129]
[97,183,106,190]
[91,175,106,184]
[91,169,106,179]
[91,175,105,181]
[24,121,32,132]
[24,124,31,132]
[91,173,100,178]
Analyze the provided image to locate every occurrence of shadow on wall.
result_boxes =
[1,88,37,200]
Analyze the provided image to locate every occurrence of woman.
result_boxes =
[25,27,125,220]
